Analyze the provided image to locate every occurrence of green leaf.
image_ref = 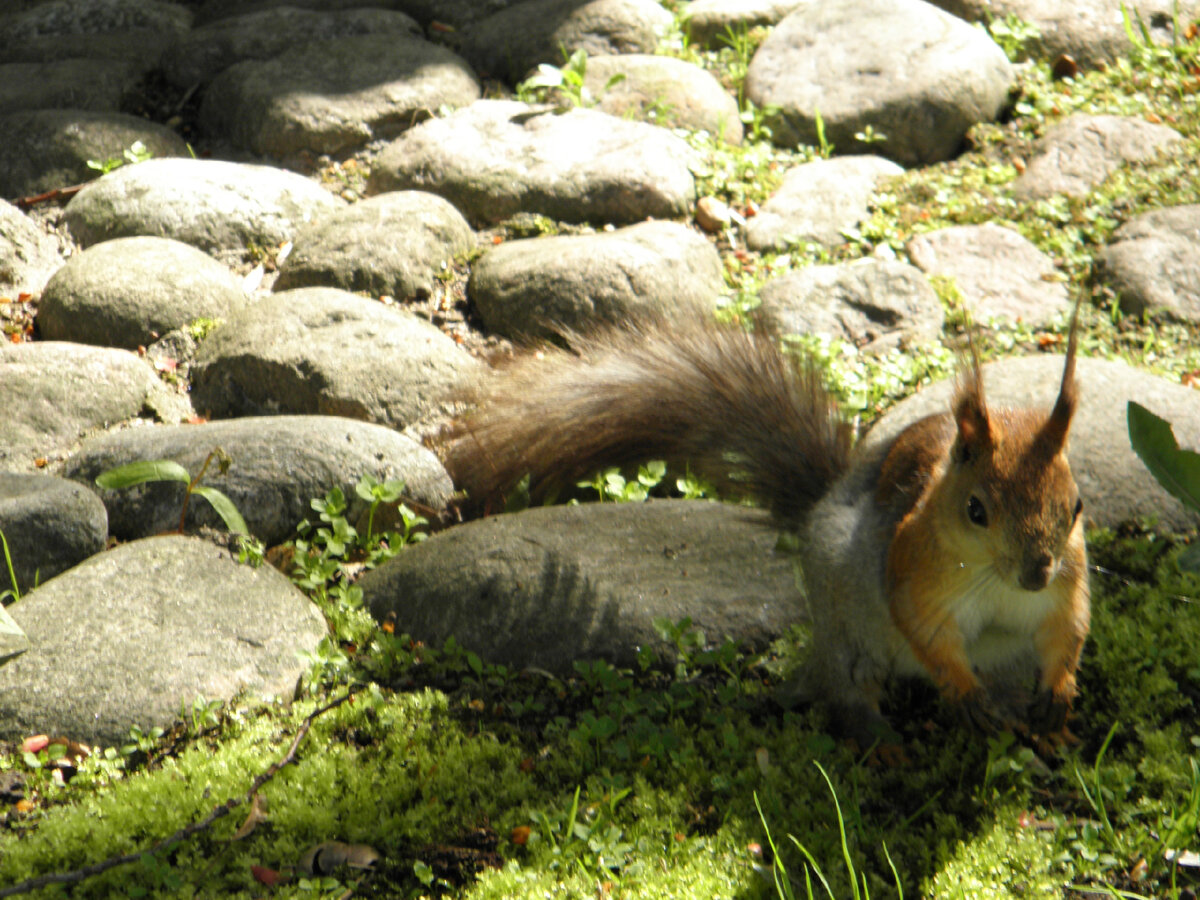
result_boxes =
[190,485,249,534]
[96,460,191,490]
[1127,402,1200,514]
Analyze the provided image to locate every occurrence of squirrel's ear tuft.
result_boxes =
[953,345,992,461]
[1041,299,1081,452]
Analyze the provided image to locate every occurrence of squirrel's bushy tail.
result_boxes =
[439,315,855,527]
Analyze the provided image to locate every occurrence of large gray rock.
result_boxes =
[0,535,325,745]
[584,54,743,144]
[458,0,672,83]
[1095,205,1200,322]
[745,0,1014,164]
[0,342,190,473]
[63,158,343,263]
[0,109,189,200]
[274,191,473,301]
[759,258,943,351]
[361,500,799,674]
[200,34,480,161]
[907,223,1071,325]
[1013,114,1182,201]
[0,58,142,115]
[683,0,803,47]
[0,474,107,596]
[62,415,453,545]
[927,0,1200,69]
[191,288,478,429]
[0,201,60,296]
[162,6,422,87]
[867,355,1200,530]
[745,156,904,252]
[37,237,246,350]
[192,0,493,28]
[469,221,725,339]
[368,100,697,227]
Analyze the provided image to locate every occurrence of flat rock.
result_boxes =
[0,58,142,115]
[907,223,1070,324]
[745,0,1013,164]
[0,535,325,745]
[0,201,61,296]
[584,54,743,144]
[37,237,246,350]
[62,416,453,545]
[0,109,189,200]
[1095,205,1200,321]
[866,355,1200,530]
[200,34,480,162]
[0,474,107,597]
[1013,114,1182,201]
[683,0,803,47]
[361,500,799,674]
[0,342,190,472]
[163,6,421,88]
[63,158,342,263]
[759,258,943,351]
[927,0,1200,69]
[469,221,724,339]
[458,0,673,83]
[192,0,482,27]
[274,191,473,301]
[191,288,478,429]
[368,100,696,227]
[746,156,904,252]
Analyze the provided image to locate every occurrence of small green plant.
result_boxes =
[576,460,666,502]
[853,124,887,146]
[86,140,154,176]
[516,47,623,108]
[96,448,247,535]
[527,784,637,877]
[1127,402,1200,570]
[812,107,833,157]
[0,528,21,604]
[180,695,224,737]
[985,13,1042,61]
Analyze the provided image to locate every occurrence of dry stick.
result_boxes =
[0,689,358,899]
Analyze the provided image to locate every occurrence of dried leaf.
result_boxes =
[231,793,269,841]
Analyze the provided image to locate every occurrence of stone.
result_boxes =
[200,34,480,161]
[1095,205,1200,321]
[0,110,189,200]
[162,6,421,87]
[745,156,904,252]
[0,535,325,745]
[0,342,191,472]
[361,500,799,674]
[0,201,61,297]
[745,0,1014,164]
[368,100,696,226]
[759,259,943,351]
[0,474,107,596]
[191,288,478,429]
[867,355,1200,530]
[0,58,141,115]
[584,54,743,144]
[458,0,673,83]
[468,221,724,339]
[907,223,1071,324]
[274,192,473,301]
[37,237,247,350]
[1013,113,1182,201]
[63,158,342,263]
[683,0,803,47]
[62,415,453,545]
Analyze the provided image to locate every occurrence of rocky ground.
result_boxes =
[0,0,1198,760]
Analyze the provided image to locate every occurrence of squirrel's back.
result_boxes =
[440,315,854,525]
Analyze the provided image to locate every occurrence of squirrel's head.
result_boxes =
[940,319,1083,592]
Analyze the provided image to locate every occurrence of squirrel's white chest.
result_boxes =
[953,568,1056,669]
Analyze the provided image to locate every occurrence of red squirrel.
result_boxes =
[438,311,1089,741]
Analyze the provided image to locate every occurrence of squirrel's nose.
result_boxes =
[1019,554,1055,591]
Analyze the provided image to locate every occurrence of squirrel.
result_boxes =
[437,310,1090,743]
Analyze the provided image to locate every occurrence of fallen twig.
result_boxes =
[12,184,86,210]
[0,689,358,899]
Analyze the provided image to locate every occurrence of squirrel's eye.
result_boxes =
[967,495,988,527]
[1073,498,1083,520]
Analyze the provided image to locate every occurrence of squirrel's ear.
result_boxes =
[1040,299,1081,453]
[952,346,992,461]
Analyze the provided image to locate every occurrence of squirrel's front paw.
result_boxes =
[1027,689,1071,735]
[957,689,1007,734]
